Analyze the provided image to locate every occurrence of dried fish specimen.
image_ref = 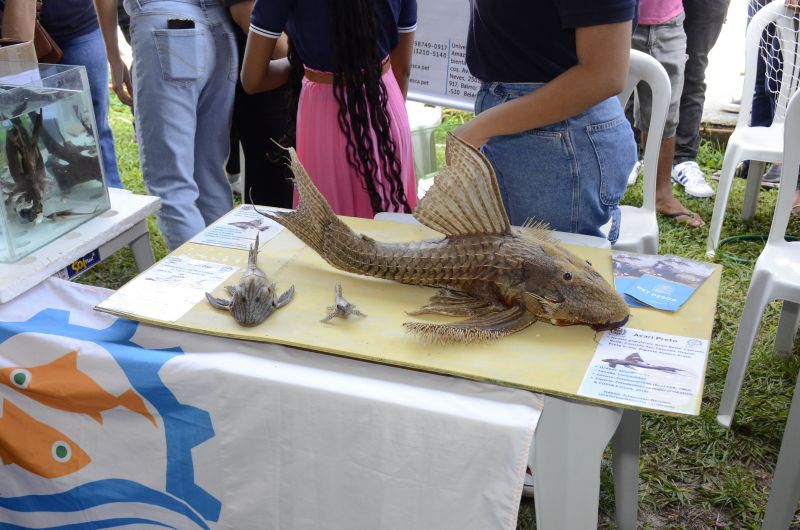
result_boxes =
[206,234,294,327]
[4,110,45,223]
[258,134,630,343]
[321,283,367,323]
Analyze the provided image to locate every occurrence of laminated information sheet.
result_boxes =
[578,328,709,415]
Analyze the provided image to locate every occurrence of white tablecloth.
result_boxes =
[0,278,542,530]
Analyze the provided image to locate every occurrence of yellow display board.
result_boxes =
[97,215,722,415]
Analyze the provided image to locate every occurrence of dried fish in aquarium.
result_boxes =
[258,134,630,344]
[206,234,295,327]
[321,283,366,323]
[5,110,46,223]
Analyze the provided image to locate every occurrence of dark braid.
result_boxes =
[327,0,411,214]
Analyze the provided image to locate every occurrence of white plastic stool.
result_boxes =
[405,101,442,179]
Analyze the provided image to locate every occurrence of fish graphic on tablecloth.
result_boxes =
[0,398,91,478]
[0,349,157,427]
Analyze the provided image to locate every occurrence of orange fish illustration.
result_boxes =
[0,399,91,478]
[0,350,157,427]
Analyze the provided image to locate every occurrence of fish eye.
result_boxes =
[10,369,30,389]
[563,272,572,281]
[52,441,72,463]
[586,259,592,266]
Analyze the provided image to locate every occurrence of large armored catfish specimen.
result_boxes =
[260,134,630,343]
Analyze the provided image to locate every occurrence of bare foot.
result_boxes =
[792,188,800,217]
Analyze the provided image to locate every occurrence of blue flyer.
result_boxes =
[624,274,695,311]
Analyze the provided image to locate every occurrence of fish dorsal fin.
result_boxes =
[413,134,511,237]
[626,353,644,363]
[52,350,79,369]
[517,218,556,245]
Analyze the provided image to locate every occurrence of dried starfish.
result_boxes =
[258,134,629,343]
[321,283,367,322]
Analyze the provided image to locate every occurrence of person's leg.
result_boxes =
[674,0,731,164]
[59,28,124,189]
[649,134,704,227]
[192,7,235,226]
[238,85,294,208]
[127,0,212,249]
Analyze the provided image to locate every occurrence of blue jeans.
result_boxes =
[125,0,236,250]
[476,83,636,242]
[59,28,124,188]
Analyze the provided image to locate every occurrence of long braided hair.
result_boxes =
[286,0,411,214]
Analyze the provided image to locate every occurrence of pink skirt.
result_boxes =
[295,68,417,218]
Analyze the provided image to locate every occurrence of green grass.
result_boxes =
[85,102,800,529]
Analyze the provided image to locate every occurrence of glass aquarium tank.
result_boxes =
[0,63,110,262]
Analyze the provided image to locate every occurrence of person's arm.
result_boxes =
[453,20,632,149]
[1,0,36,41]
[229,1,289,60]
[94,0,133,106]
[241,31,291,93]
[390,31,414,99]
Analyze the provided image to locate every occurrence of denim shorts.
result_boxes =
[476,82,636,243]
[631,12,688,137]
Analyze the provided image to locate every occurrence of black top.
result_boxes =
[466,0,637,83]
[249,0,417,72]
[39,0,98,45]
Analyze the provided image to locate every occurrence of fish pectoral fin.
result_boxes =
[404,305,538,344]
[206,292,232,311]
[274,285,295,309]
[225,285,238,297]
[87,411,104,424]
[408,289,495,317]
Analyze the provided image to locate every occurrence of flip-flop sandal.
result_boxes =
[661,210,705,228]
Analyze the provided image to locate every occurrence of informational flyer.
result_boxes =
[97,256,238,322]
[577,327,709,415]
[191,205,285,250]
[408,1,479,111]
[612,251,716,310]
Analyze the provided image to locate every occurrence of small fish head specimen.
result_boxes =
[229,273,277,327]
[206,233,295,327]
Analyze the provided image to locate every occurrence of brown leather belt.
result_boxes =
[304,60,391,83]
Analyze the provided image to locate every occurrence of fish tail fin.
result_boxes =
[118,389,157,428]
[256,147,356,256]
[249,233,260,267]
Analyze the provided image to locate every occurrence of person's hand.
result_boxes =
[109,59,133,107]
[451,120,490,151]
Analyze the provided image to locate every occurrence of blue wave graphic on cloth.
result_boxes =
[0,309,221,525]
[0,517,175,530]
[0,479,208,529]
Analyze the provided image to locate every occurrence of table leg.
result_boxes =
[128,221,156,271]
[612,409,641,530]
[532,395,624,530]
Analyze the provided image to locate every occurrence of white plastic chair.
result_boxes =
[706,0,800,258]
[761,368,800,530]
[716,89,800,429]
[612,49,671,255]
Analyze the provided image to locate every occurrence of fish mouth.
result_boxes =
[590,315,629,332]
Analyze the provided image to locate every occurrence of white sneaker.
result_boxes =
[627,160,642,187]
[671,161,714,198]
